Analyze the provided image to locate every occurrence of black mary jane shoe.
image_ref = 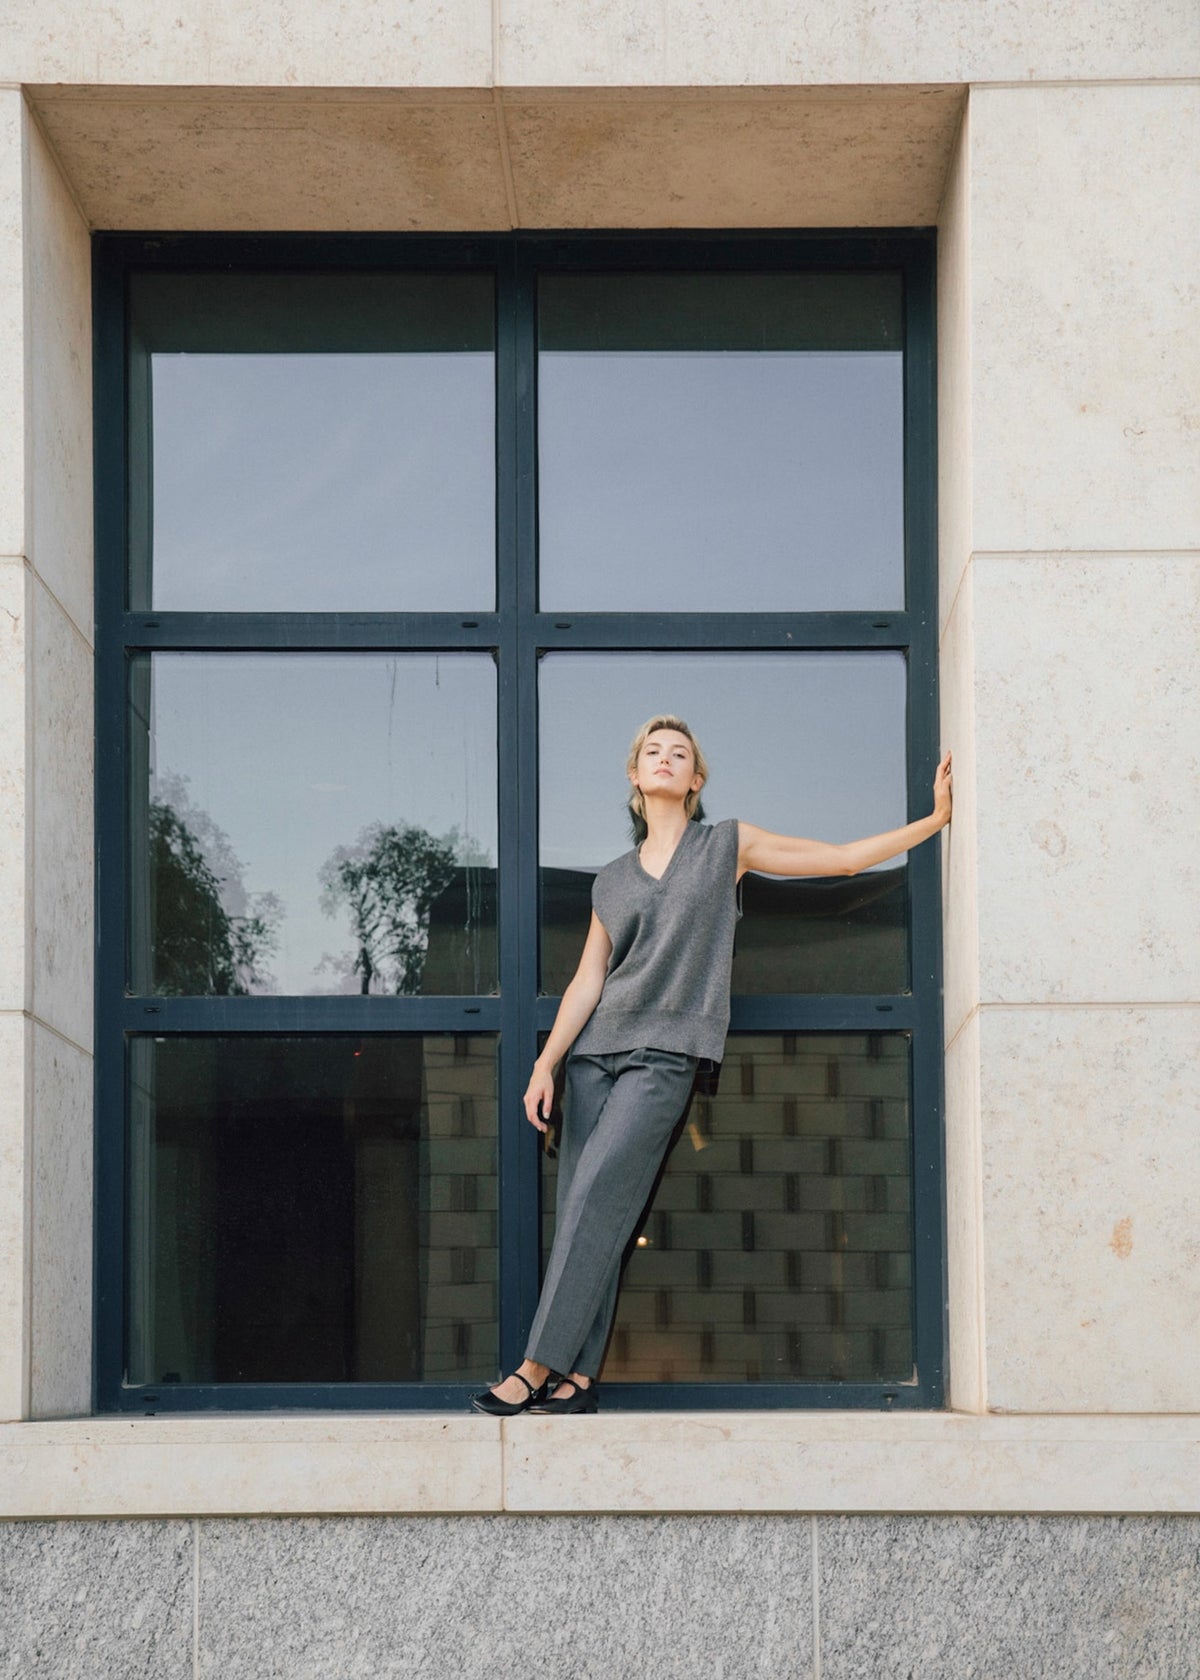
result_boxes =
[469,1371,550,1416]
[529,1377,599,1415]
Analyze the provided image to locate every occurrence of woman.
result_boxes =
[470,714,953,1415]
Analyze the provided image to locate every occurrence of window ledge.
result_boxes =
[3,1412,1199,1518]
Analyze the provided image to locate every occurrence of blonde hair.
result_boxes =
[625,714,709,842]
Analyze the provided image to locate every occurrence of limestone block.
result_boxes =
[31,90,511,233]
[938,557,978,1045]
[25,109,92,644]
[935,95,970,640]
[0,1012,29,1421]
[0,1415,504,1517]
[974,553,1199,1005]
[0,560,27,1016]
[29,84,964,233]
[503,1412,1200,1514]
[0,1518,193,1677]
[498,0,1200,85]
[502,87,963,228]
[3,0,492,87]
[943,1007,982,1414]
[970,84,1200,555]
[32,576,94,1051]
[29,1021,92,1419]
[980,1005,1200,1412]
[196,1513,812,1678]
[818,1514,1200,1679]
[0,94,24,560]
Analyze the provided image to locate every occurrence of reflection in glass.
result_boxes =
[537,272,904,612]
[127,1035,498,1385]
[128,272,495,611]
[538,652,907,995]
[129,653,497,996]
[541,1035,912,1383]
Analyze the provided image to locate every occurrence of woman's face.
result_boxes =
[632,729,704,800]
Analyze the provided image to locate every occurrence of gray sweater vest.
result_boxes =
[570,817,743,1064]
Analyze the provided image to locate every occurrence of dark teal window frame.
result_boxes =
[92,229,945,1413]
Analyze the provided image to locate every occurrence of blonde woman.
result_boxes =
[470,714,952,1415]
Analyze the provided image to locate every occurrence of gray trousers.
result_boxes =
[524,1045,698,1378]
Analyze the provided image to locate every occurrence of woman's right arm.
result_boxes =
[523,910,613,1133]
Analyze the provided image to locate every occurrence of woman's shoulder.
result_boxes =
[697,816,741,841]
[593,843,639,883]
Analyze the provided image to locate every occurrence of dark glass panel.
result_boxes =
[128,271,496,611]
[537,272,904,612]
[540,1034,912,1384]
[127,1034,498,1385]
[538,651,908,995]
[129,652,497,996]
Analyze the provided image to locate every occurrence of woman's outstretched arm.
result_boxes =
[738,749,953,879]
[523,910,614,1132]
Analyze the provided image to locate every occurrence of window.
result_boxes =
[95,232,943,1412]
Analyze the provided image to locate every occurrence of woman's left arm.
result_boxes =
[738,749,953,879]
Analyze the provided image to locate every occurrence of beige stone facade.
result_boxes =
[1,0,1198,1539]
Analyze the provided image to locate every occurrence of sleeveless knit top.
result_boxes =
[570,816,743,1064]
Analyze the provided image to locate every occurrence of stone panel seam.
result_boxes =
[21,94,92,235]
[29,558,95,656]
[937,547,972,652]
[943,1000,978,1058]
[20,121,33,1029]
[192,1518,200,1680]
[967,77,1200,92]
[979,1000,1199,1011]
[970,1015,987,1410]
[971,548,1200,559]
[810,1513,821,1680]
[491,88,520,227]
[26,1011,92,1060]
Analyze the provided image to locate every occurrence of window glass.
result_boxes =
[537,272,904,612]
[128,272,496,611]
[538,651,908,995]
[128,653,497,996]
[127,1034,498,1385]
[541,1034,912,1383]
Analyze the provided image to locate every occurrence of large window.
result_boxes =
[95,233,943,1412]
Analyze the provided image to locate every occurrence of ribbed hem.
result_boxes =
[570,1007,727,1065]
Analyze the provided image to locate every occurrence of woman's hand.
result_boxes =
[933,748,953,827]
[523,1061,556,1134]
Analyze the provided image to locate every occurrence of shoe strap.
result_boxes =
[512,1371,538,1399]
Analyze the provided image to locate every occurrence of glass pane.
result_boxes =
[540,1034,912,1383]
[538,652,907,995]
[127,1035,497,1384]
[128,272,495,611]
[129,653,497,996]
[537,272,903,612]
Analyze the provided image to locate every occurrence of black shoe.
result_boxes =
[529,1377,598,1414]
[469,1370,550,1416]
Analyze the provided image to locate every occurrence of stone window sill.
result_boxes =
[2,1413,1198,1518]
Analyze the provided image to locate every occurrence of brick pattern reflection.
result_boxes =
[542,1034,913,1384]
[419,1035,499,1380]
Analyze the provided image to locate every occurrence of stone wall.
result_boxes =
[2,1513,1198,1678]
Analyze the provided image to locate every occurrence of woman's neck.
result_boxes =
[640,806,691,855]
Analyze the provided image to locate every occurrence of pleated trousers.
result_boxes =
[524,1044,698,1378]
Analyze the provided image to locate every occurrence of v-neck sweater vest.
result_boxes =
[570,816,743,1064]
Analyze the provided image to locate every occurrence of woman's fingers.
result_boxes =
[523,1077,553,1132]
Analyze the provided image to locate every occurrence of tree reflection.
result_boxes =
[150,770,282,994]
[318,820,477,995]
